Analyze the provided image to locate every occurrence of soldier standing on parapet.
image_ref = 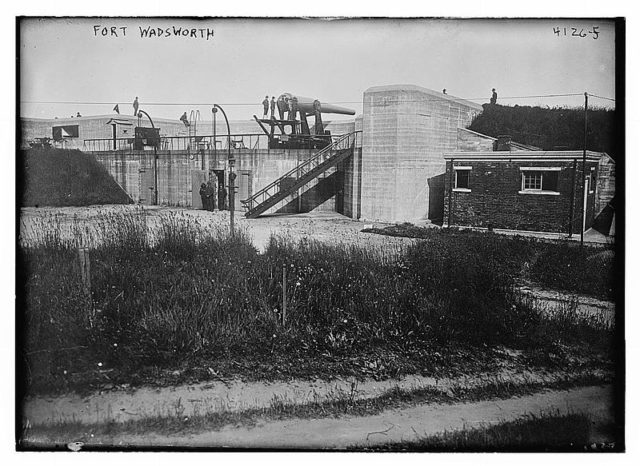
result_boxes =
[490,88,498,105]
[133,97,139,115]
[287,97,294,120]
[262,96,269,118]
[270,97,276,119]
[277,95,287,120]
[180,112,190,127]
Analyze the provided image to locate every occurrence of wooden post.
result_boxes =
[78,247,91,299]
[78,247,93,327]
[282,266,287,325]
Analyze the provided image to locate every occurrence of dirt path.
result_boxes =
[26,385,614,449]
[23,366,607,426]
[518,283,615,326]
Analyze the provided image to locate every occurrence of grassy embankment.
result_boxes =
[18,210,616,395]
[20,148,133,207]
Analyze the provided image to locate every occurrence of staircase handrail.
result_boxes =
[242,131,358,206]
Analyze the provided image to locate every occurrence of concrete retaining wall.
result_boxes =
[93,148,344,214]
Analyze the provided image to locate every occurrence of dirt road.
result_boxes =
[23,366,607,425]
[24,385,615,449]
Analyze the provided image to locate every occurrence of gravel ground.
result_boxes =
[19,205,417,252]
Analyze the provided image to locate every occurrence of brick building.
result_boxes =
[443,151,604,234]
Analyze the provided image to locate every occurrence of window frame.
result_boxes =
[518,167,561,196]
[453,166,472,192]
[52,124,80,141]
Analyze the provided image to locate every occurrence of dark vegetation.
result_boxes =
[469,104,618,158]
[363,223,615,301]
[19,212,615,395]
[363,412,620,452]
[20,148,133,207]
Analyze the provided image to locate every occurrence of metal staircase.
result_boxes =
[241,131,360,218]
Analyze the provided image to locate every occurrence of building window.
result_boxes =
[523,172,542,190]
[454,167,471,192]
[519,167,560,195]
[52,125,79,140]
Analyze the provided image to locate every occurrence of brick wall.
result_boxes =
[443,159,599,233]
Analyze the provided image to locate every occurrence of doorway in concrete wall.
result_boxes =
[427,173,446,225]
[192,170,207,209]
[212,170,226,210]
[235,170,252,211]
[138,167,155,205]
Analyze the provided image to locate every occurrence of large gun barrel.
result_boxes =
[279,93,356,116]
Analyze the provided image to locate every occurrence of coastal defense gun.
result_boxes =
[254,93,355,149]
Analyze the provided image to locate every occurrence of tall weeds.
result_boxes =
[19,210,615,393]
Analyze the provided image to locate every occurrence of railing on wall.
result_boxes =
[82,133,271,153]
[82,132,356,154]
[242,131,361,218]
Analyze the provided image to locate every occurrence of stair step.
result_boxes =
[245,145,354,219]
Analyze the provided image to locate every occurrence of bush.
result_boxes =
[363,225,615,301]
[530,244,615,300]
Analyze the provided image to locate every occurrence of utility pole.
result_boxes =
[212,108,217,169]
[137,109,158,206]
[581,92,588,246]
[213,104,235,235]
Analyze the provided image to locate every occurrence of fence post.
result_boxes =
[282,266,287,325]
[77,247,93,326]
[78,247,91,297]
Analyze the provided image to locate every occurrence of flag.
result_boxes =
[113,104,120,114]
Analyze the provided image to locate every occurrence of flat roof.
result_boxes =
[364,84,483,111]
[443,150,606,163]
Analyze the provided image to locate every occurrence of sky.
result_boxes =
[19,17,617,123]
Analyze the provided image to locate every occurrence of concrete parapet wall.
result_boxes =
[360,85,482,223]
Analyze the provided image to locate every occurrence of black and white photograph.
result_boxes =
[14,12,625,453]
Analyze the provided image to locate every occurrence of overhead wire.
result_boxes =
[587,93,616,103]
[20,92,610,108]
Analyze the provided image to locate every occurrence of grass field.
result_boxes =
[363,223,616,301]
[18,210,617,395]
